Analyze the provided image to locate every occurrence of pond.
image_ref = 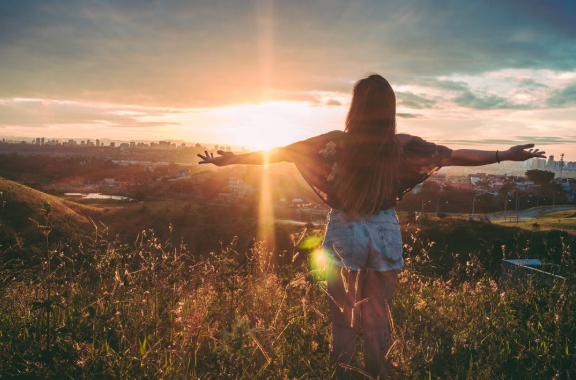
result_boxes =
[64,193,134,201]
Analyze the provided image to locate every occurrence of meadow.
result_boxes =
[493,209,576,235]
[1,198,575,379]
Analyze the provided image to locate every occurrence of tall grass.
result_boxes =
[0,208,575,378]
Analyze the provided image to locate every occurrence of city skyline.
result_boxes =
[3,133,575,177]
[1,1,575,157]
[2,132,574,163]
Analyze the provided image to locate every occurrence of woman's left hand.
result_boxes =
[197,150,235,166]
[504,144,546,161]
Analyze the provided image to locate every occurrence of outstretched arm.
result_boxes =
[197,147,289,166]
[444,144,546,166]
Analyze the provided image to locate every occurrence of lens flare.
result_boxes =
[309,248,329,281]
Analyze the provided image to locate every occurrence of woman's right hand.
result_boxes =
[197,150,235,166]
[503,144,546,162]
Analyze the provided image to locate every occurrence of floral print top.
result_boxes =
[282,130,452,210]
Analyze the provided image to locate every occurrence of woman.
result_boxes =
[198,74,545,378]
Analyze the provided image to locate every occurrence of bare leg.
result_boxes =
[327,265,362,376]
[360,269,398,379]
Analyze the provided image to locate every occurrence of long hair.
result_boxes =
[334,74,399,214]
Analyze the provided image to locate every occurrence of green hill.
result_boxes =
[0,177,102,249]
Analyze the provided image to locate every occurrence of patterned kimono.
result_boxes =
[282,130,452,271]
[283,130,452,210]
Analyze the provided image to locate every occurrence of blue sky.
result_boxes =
[0,0,575,156]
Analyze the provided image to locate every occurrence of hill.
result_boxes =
[0,177,102,249]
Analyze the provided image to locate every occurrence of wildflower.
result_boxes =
[311,341,318,351]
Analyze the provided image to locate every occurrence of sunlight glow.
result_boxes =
[257,150,275,250]
[215,101,330,150]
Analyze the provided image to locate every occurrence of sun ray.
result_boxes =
[257,150,275,254]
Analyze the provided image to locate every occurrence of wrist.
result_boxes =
[498,149,510,162]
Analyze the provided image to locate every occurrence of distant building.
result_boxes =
[158,141,171,150]
[103,178,116,187]
[228,177,254,198]
[469,173,487,185]
[433,173,447,182]
[531,158,546,169]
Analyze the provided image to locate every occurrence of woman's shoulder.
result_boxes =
[291,130,344,144]
[318,130,345,144]
[397,133,452,162]
[397,133,446,152]
[289,130,344,149]
[396,133,414,146]
[282,130,345,159]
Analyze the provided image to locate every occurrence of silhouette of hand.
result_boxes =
[505,144,546,161]
[197,150,235,166]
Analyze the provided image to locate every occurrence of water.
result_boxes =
[64,193,133,201]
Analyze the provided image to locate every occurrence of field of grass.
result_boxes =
[1,217,574,379]
[1,180,575,378]
[494,209,576,235]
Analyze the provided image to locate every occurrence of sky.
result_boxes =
[0,0,575,159]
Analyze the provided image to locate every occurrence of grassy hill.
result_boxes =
[0,177,102,249]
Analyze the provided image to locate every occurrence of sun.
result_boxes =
[216,101,322,151]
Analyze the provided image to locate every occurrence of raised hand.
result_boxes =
[505,144,546,161]
[197,150,235,166]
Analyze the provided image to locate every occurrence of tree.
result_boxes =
[525,169,555,185]
[498,182,514,197]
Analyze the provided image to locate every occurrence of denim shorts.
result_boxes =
[322,208,404,272]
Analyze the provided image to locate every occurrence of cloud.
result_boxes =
[397,92,436,109]
[0,99,181,128]
[454,90,532,110]
[546,82,576,107]
[516,78,549,89]
[515,135,576,145]
[397,112,422,119]
[1,0,575,107]
[406,77,470,92]
[442,136,576,146]
[325,99,342,106]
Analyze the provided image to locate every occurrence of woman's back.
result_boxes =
[282,130,452,213]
